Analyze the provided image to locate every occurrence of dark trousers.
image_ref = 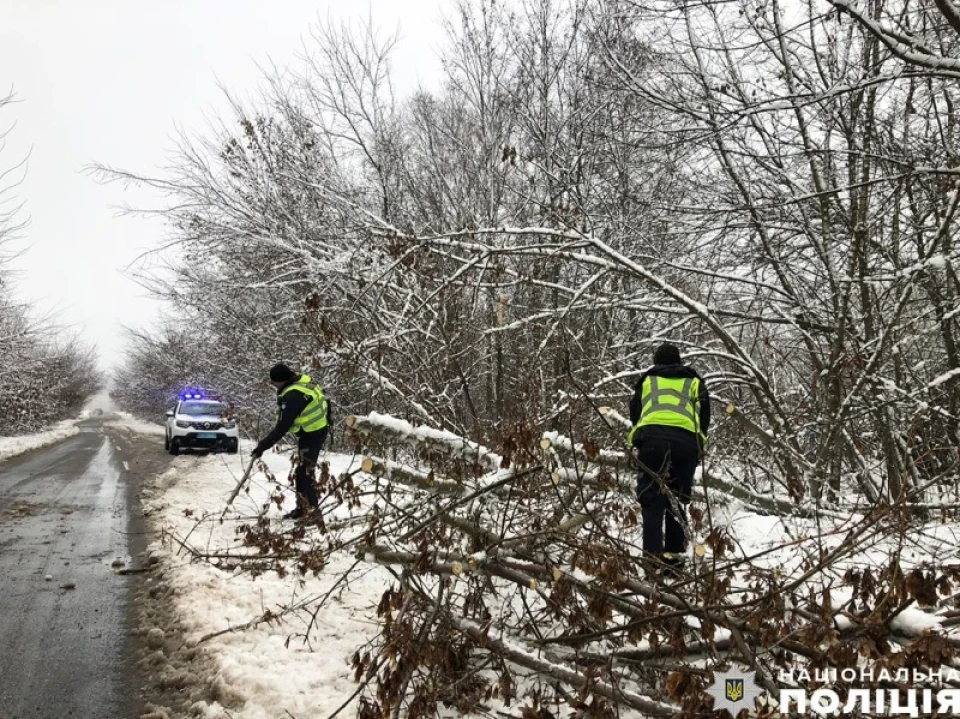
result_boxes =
[294,428,327,509]
[635,430,699,556]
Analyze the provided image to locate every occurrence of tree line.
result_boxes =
[0,92,100,435]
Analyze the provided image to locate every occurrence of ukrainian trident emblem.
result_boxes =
[705,666,763,713]
[725,678,745,702]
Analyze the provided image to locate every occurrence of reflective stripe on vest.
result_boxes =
[626,375,700,444]
[278,374,328,433]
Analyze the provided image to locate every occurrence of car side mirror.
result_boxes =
[165,410,174,418]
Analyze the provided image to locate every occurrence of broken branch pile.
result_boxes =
[331,413,960,716]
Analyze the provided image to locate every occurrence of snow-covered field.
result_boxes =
[141,445,392,719]
[0,419,81,462]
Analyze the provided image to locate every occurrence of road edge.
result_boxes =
[107,424,242,719]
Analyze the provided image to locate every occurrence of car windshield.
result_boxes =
[179,401,226,416]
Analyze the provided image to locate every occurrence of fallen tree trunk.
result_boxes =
[346,413,503,472]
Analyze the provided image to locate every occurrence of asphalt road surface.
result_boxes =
[0,416,166,719]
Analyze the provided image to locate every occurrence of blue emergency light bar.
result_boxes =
[180,390,205,400]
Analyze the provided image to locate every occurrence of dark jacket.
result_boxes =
[254,384,332,455]
[628,363,711,447]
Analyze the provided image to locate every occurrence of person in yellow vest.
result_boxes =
[627,343,710,574]
[252,363,331,520]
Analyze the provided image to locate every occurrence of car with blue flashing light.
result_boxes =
[164,391,239,455]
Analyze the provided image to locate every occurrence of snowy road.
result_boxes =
[0,417,163,719]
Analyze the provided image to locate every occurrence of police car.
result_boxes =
[164,391,239,455]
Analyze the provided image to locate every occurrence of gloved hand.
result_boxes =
[251,442,267,459]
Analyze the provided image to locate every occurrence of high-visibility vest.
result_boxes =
[627,375,702,445]
[278,374,328,433]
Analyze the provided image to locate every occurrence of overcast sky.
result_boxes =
[0,0,443,369]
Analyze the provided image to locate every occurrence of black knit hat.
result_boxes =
[269,363,297,383]
[653,343,682,366]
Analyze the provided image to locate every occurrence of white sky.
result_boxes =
[0,0,444,369]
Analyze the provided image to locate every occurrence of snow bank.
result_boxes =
[0,419,80,462]
[143,449,392,719]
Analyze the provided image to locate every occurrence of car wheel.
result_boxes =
[168,438,180,456]
[228,439,239,455]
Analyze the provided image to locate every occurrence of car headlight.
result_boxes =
[222,421,236,429]
[176,420,191,428]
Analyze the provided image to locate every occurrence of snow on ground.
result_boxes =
[138,444,810,719]
[0,419,80,462]
[142,446,392,719]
